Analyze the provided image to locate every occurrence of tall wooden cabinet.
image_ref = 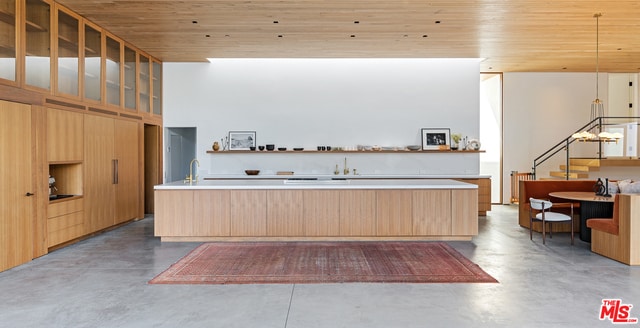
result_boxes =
[0,0,161,272]
[84,114,139,232]
[0,100,34,272]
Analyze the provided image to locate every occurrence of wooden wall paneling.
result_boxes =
[83,114,115,233]
[339,190,376,236]
[46,107,83,162]
[114,119,139,224]
[154,190,193,236]
[230,190,267,236]
[303,190,340,236]
[451,189,478,235]
[412,190,451,235]
[376,190,412,236]
[0,100,34,272]
[267,190,304,236]
[193,190,230,236]
[33,104,48,257]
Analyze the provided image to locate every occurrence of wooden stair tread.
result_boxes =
[559,164,600,172]
[549,171,590,179]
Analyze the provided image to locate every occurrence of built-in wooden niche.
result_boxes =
[49,163,83,197]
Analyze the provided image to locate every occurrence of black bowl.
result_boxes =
[278,147,287,151]
[266,144,275,151]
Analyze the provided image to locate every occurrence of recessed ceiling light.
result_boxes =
[422,35,428,38]
[350,35,356,38]
[273,20,279,24]
[192,20,198,24]
[205,34,210,38]
[278,35,283,38]
[354,21,359,24]
[435,20,441,24]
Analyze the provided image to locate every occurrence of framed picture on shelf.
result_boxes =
[228,131,256,150]
[421,128,450,150]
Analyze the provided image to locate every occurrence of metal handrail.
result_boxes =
[531,116,640,179]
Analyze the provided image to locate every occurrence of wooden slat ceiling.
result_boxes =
[56,0,640,72]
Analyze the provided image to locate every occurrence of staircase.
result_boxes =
[531,116,640,180]
[549,158,600,179]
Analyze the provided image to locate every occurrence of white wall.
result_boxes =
[163,59,481,177]
[503,72,608,202]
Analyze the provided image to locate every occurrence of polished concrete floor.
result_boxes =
[1,204,638,328]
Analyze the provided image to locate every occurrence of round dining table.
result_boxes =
[548,191,615,242]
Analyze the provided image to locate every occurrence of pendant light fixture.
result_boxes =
[573,13,621,142]
[590,13,604,121]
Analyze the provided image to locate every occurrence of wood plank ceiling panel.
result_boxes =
[55,0,640,72]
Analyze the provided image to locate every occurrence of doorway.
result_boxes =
[165,127,197,182]
[480,73,503,204]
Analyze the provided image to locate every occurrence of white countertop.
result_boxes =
[155,178,478,190]
[203,174,491,180]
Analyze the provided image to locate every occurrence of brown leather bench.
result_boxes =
[518,180,595,233]
[587,194,640,265]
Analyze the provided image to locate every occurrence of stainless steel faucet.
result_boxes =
[185,158,200,183]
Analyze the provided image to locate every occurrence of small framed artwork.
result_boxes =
[228,131,256,150]
[421,128,450,150]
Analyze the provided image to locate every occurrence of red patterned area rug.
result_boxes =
[149,242,497,284]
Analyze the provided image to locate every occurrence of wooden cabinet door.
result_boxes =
[0,100,34,272]
[303,190,340,236]
[84,114,115,232]
[230,190,266,236]
[114,119,139,224]
[47,108,83,162]
[376,190,413,236]
[339,190,376,236]
[193,190,230,236]
[413,190,451,235]
[452,189,478,235]
[267,190,304,236]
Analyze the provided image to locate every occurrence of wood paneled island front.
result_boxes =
[154,179,478,241]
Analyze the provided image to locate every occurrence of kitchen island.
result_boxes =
[154,179,478,242]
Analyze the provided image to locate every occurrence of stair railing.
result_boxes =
[531,116,640,179]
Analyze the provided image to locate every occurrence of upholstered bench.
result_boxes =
[518,180,595,233]
[587,194,640,265]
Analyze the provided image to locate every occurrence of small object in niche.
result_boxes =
[258,145,265,151]
[212,141,220,151]
[293,148,304,151]
[245,170,260,175]
[407,145,421,151]
[249,146,256,151]
[278,147,287,151]
[266,144,275,151]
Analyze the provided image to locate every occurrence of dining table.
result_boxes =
[548,191,615,242]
